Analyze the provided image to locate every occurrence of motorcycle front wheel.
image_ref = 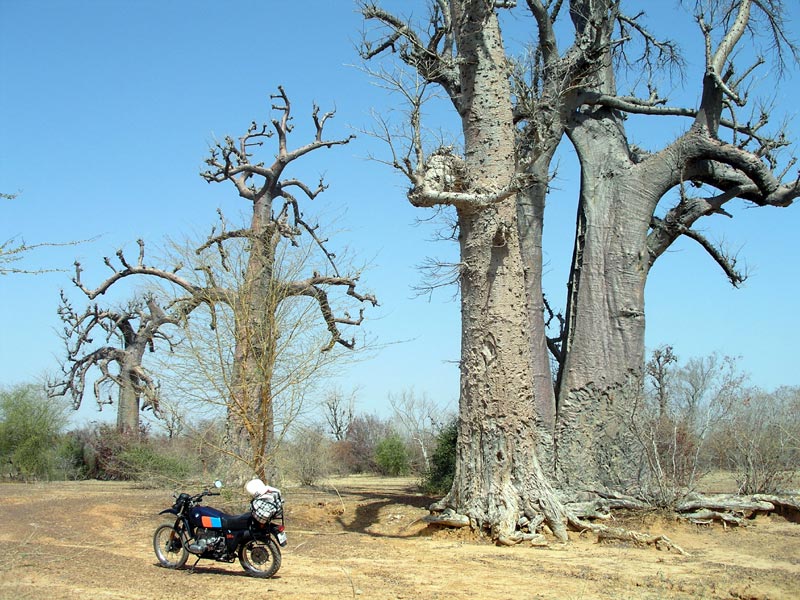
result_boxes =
[153,524,189,569]
[239,537,281,578]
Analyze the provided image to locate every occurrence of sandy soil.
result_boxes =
[0,476,798,600]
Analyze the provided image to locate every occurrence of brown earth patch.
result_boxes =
[0,476,798,599]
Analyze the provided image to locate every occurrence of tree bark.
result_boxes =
[433,0,566,541]
[116,371,140,435]
[517,166,558,466]
[229,194,281,481]
[551,0,796,491]
[554,104,657,489]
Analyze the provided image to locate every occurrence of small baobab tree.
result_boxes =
[50,287,177,434]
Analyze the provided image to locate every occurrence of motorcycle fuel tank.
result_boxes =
[190,505,227,529]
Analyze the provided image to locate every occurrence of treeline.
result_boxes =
[0,384,457,493]
[2,348,798,505]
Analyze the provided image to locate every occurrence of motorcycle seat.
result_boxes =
[222,512,252,529]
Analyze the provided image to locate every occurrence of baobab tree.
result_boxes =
[52,89,376,479]
[361,0,799,540]
[51,288,176,434]
[198,87,377,477]
[49,237,227,434]
[551,0,800,490]
[363,0,568,542]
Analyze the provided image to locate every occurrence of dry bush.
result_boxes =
[709,386,800,494]
[281,424,335,486]
[634,349,746,506]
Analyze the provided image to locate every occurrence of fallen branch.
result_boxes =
[679,509,746,527]
[676,494,774,515]
[593,525,689,556]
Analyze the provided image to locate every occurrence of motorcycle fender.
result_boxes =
[159,508,179,515]
[269,524,288,547]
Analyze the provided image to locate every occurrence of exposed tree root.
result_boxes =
[566,513,688,555]
[753,494,800,523]
[496,532,548,547]
[674,493,800,526]
[679,509,746,527]
[424,492,800,550]
[423,509,470,528]
[565,490,650,520]
[676,494,775,515]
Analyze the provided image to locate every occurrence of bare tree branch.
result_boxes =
[360,1,461,106]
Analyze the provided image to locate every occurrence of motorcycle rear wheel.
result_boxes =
[239,537,281,578]
[153,524,189,569]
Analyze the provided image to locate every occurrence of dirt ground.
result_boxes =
[0,476,798,600]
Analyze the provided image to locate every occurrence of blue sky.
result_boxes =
[1,1,798,427]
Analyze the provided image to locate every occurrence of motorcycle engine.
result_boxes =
[188,527,225,555]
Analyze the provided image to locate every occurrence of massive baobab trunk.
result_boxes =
[409,0,567,541]
[517,160,559,458]
[553,0,800,491]
[550,10,650,486]
[513,0,621,468]
[555,105,655,489]
[364,0,799,522]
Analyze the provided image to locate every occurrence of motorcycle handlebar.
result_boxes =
[192,490,220,501]
[171,487,222,506]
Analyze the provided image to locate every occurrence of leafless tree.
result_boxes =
[635,349,748,506]
[50,289,177,434]
[711,385,800,494]
[362,0,568,543]
[646,345,678,419]
[198,88,376,478]
[150,232,370,481]
[552,0,799,489]
[322,387,357,442]
[50,89,375,479]
[48,235,224,434]
[360,0,798,541]
[388,388,444,472]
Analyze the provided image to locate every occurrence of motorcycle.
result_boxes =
[153,480,287,578]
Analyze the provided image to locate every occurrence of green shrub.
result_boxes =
[118,443,195,481]
[53,432,88,480]
[0,383,71,480]
[74,424,200,482]
[421,419,457,494]
[374,433,411,476]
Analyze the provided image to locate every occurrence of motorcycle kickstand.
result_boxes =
[188,556,201,573]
